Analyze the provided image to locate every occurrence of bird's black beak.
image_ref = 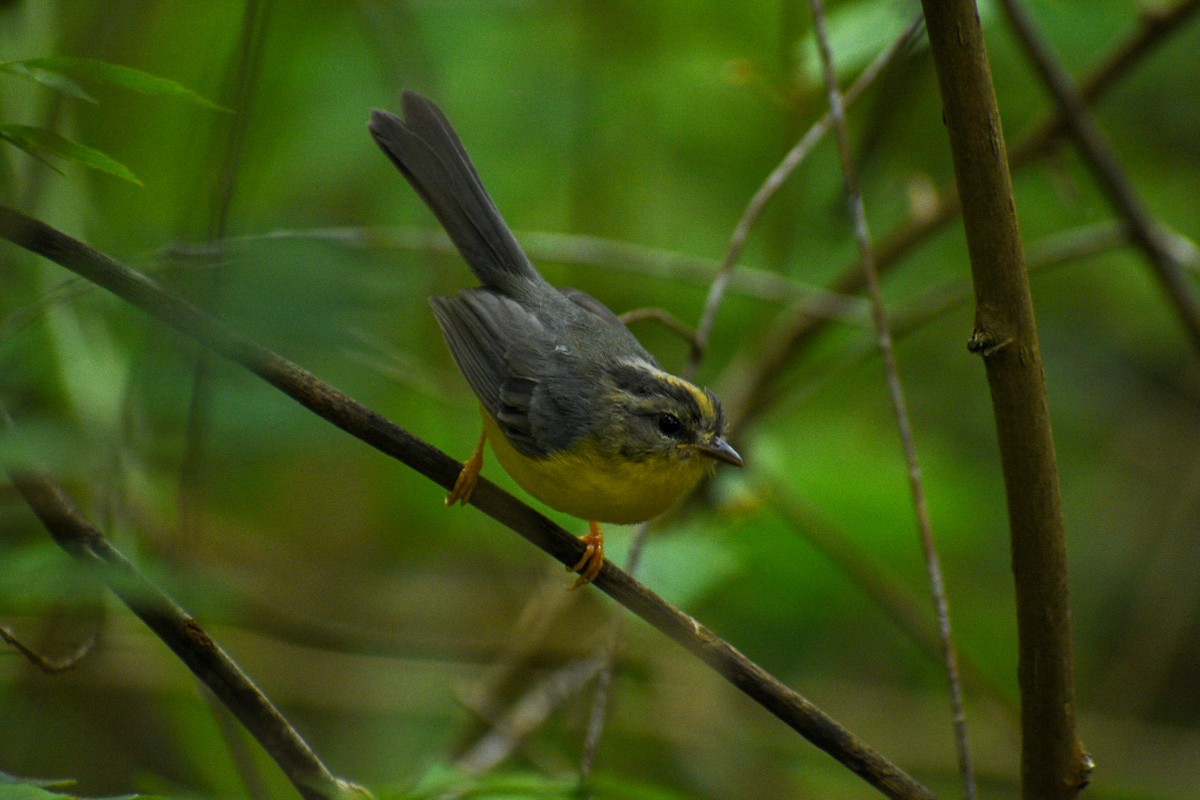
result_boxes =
[695,436,744,467]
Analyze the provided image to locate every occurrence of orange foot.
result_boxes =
[446,431,486,507]
[569,520,605,589]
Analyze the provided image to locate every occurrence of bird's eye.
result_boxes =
[657,413,683,438]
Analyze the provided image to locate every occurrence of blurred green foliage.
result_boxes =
[1,1,1198,798]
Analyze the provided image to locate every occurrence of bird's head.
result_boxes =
[599,359,743,470]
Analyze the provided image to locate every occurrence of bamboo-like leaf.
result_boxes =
[2,57,226,111]
[0,60,96,102]
[0,124,143,185]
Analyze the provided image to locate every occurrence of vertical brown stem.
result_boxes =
[917,2,1092,797]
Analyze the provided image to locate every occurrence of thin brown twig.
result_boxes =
[618,307,702,363]
[688,12,925,384]
[727,0,1200,432]
[1012,0,1200,165]
[999,0,1200,353]
[2,457,358,800]
[0,206,937,800]
[578,517,651,781]
[578,18,927,776]
[919,1,1091,796]
[0,624,96,674]
[808,2,976,797]
[456,657,604,775]
[762,480,1017,722]
[780,221,1138,413]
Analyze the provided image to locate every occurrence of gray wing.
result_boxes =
[558,287,627,330]
[559,286,660,368]
[430,289,595,457]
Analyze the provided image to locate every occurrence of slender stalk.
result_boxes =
[808,1,975,796]
[0,624,96,674]
[690,13,924,383]
[179,0,273,546]
[5,463,356,800]
[918,2,1091,796]
[581,20,925,772]
[727,0,1200,432]
[0,206,936,800]
[999,0,1200,353]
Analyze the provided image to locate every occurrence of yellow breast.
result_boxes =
[482,409,709,524]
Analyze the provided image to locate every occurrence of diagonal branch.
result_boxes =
[726,0,1200,432]
[999,0,1200,352]
[918,2,1091,797]
[3,461,357,800]
[0,206,936,800]
[688,12,925,381]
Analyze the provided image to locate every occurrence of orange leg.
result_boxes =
[569,520,605,588]
[446,430,487,507]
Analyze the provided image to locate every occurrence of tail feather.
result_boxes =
[369,92,537,290]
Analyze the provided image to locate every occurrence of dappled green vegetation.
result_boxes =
[1,1,1198,798]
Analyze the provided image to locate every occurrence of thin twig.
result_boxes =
[1012,0,1200,165]
[578,518,651,780]
[688,12,925,383]
[179,0,273,546]
[0,624,96,674]
[2,456,357,800]
[727,0,1200,432]
[577,18,927,776]
[771,221,1140,427]
[578,621,621,780]
[919,1,1091,796]
[999,0,1200,354]
[0,206,936,800]
[165,227,869,318]
[763,481,1017,722]
[808,2,976,797]
[618,308,702,363]
[456,657,604,775]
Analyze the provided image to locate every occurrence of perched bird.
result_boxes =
[369,92,742,586]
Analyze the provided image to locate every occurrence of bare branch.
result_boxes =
[918,1,1092,796]
[1013,0,1200,164]
[3,464,359,800]
[999,0,1200,353]
[0,206,936,800]
[808,1,975,795]
[0,624,96,674]
[456,657,603,775]
[727,0,1200,431]
[689,12,924,382]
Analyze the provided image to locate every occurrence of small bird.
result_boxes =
[369,92,743,586]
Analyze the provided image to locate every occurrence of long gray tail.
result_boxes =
[369,92,538,291]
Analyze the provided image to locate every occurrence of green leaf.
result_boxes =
[0,124,143,185]
[1,57,227,111]
[0,773,166,799]
[0,60,95,103]
[0,770,74,788]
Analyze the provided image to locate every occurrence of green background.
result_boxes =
[1,1,1198,798]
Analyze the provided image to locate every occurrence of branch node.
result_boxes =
[966,328,1013,358]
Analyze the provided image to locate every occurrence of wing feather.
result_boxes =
[430,290,551,456]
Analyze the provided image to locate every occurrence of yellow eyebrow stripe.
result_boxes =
[664,373,715,418]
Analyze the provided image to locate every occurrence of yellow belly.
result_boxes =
[482,410,709,524]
